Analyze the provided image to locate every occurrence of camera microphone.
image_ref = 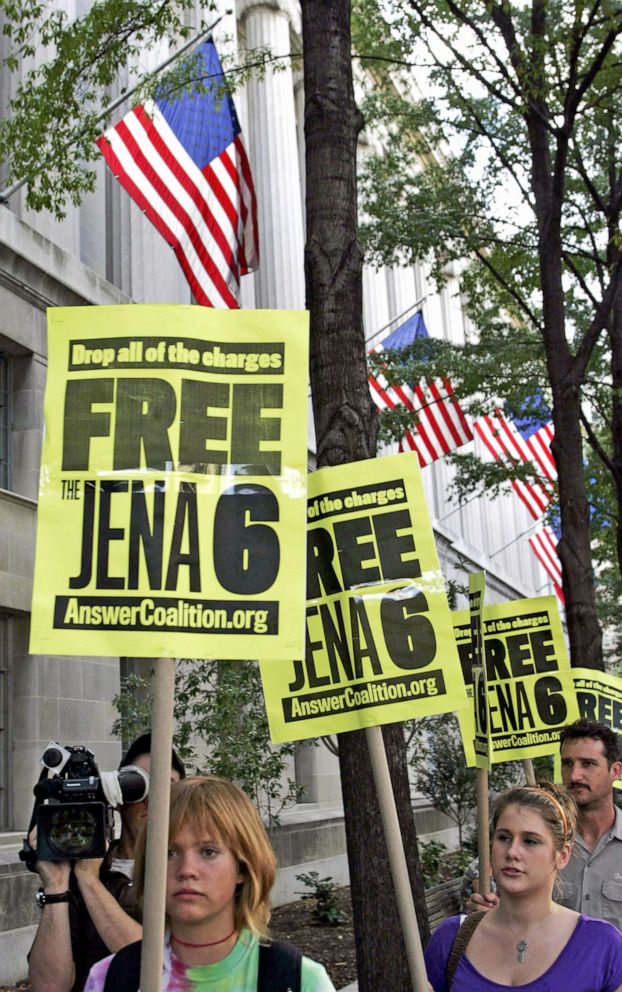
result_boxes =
[40,742,72,775]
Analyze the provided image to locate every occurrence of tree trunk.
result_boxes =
[535,219,602,669]
[301,3,373,467]
[610,300,622,580]
[550,374,602,668]
[301,1,429,987]
[524,74,603,670]
[536,230,603,669]
[339,725,430,990]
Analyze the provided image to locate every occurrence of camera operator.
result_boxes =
[28,733,186,992]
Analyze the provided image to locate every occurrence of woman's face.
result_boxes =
[166,820,243,934]
[491,803,570,896]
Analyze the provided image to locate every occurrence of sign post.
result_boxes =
[523,759,536,785]
[140,658,176,992]
[469,573,491,895]
[476,767,491,897]
[366,725,429,992]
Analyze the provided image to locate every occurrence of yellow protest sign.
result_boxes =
[553,669,622,790]
[260,452,468,742]
[573,668,622,731]
[30,305,309,659]
[470,572,492,770]
[455,596,579,764]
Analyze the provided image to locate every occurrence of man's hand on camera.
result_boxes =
[465,891,499,914]
[74,857,105,884]
[27,831,76,992]
[28,827,71,890]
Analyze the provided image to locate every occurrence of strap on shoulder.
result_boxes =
[258,939,303,992]
[102,936,303,992]
[446,912,485,989]
[103,939,142,992]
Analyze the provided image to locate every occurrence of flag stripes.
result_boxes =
[97,40,258,309]
[98,101,254,308]
[367,313,565,605]
[526,421,556,483]
[368,322,473,467]
[473,411,556,520]
[529,525,564,604]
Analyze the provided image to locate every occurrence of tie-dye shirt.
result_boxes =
[83,930,336,992]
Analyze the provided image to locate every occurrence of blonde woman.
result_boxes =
[83,776,335,992]
[425,783,622,991]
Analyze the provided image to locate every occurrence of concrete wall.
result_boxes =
[0,837,39,984]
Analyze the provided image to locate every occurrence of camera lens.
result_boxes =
[47,807,98,857]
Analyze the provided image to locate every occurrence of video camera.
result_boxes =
[20,742,149,866]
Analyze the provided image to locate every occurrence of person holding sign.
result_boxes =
[469,719,622,929]
[425,783,622,991]
[82,776,336,992]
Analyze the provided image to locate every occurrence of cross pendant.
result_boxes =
[516,940,527,964]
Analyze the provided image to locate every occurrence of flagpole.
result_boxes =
[0,12,228,203]
[488,520,541,559]
[536,578,554,592]
[435,490,482,523]
[97,15,229,123]
[366,295,429,349]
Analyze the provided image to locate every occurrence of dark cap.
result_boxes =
[119,732,186,779]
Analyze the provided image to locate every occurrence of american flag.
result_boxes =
[529,523,564,605]
[368,311,473,467]
[473,411,556,520]
[97,38,258,309]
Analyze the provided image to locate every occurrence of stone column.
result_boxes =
[238,0,305,308]
[363,264,390,345]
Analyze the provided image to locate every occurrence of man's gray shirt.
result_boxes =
[557,805,622,929]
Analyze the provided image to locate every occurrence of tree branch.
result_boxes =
[565,11,622,130]
[472,246,542,331]
[575,260,622,378]
[408,0,523,112]
[581,408,615,476]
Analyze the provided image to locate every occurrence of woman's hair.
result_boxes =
[491,781,577,852]
[134,776,277,940]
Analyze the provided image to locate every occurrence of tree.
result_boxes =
[112,660,302,826]
[302,2,429,988]
[354,0,622,670]
[408,714,520,846]
[366,323,621,658]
